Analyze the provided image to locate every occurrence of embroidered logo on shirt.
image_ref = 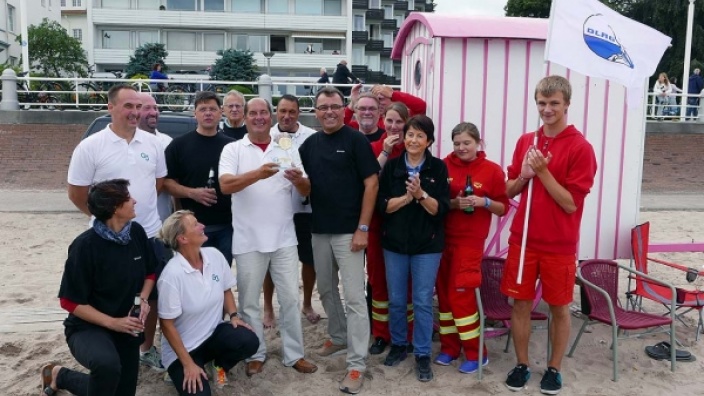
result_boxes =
[140,153,149,161]
[336,150,345,153]
[133,256,142,260]
[212,274,220,282]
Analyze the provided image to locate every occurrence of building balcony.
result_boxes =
[351,65,368,81]
[365,9,385,21]
[424,2,435,12]
[393,1,409,11]
[380,47,392,58]
[352,30,369,44]
[365,40,384,52]
[352,0,368,9]
[381,19,397,30]
[92,8,348,32]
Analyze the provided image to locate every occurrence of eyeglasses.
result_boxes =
[315,104,344,112]
[356,106,378,112]
[225,104,243,110]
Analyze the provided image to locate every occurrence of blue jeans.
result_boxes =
[203,224,233,266]
[686,97,700,118]
[383,250,442,357]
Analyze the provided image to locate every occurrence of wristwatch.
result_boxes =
[358,224,369,232]
[418,191,429,201]
[229,312,241,321]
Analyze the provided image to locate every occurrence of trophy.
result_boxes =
[274,134,294,170]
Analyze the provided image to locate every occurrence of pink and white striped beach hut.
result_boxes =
[391,13,648,260]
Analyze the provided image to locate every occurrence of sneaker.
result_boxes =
[383,344,408,367]
[163,372,173,384]
[339,369,364,394]
[318,340,347,357]
[506,364,531,391]
[140,346,166,372]
[368,337,388,355]
[458,356,489,374]
[433,352,457,366]
[205,361,228,388]
[415,355,433,382]
[540,367,562,395]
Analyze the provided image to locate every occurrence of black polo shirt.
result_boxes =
[58,223,156,338]
[221,124,247,141]
[299,125,380,234]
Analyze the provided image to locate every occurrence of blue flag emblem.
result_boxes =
[582,14,634,69]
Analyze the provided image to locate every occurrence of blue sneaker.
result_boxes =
[458,356,489,374]
[506,364,531,391]
[433,352,457,366]
[540,366,562,395]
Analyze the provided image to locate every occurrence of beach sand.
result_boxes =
[1,211,703,396]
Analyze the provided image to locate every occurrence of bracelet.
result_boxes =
[381,150,390,157]
[484,197,492,208]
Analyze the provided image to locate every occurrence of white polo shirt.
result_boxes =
[219,135,300,255]
[153,130,174,222]
[270,122,316,215]
[157,247,236,369]
[67,125,167,237]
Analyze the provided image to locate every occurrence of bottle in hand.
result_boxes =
[206,167,216,189]
[463,175,474,214]
[129,294,142,335]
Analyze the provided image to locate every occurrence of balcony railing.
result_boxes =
[393,1,409,11]
[381,19,397,30]
[352,0,368,9]
[352,30,369,44]
[365,40,384,52]
[366,9,385,20]
[381,47,392,58]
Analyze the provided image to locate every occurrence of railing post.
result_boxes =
[0,69,19,110]
[258,74,273,105]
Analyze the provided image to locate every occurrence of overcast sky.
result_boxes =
[433,0,507,16]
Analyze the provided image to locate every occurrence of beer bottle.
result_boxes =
[206,168,216,189]
[129,294,142,335]
[463,175,474,214]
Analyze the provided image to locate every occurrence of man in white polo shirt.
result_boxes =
[219,97,318,377]
[67,84,168,372]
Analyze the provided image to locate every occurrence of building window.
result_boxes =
[232,0,262,12]
[102,30,131,49]
[137,31,159,47]
[383,4,392,18]
[167,0,196,10]
[167,31,197,51]
[323,0,341,15]
[137,0,160,9]
[354,14,364,31]
[352,45,364,65]
[7,5,15,32]
[100,0,129,8]
[369,0,379,9]
[61,0,66,6]
[42,0,46,7]
[382,32,392,47]
[270,35,287,52]
[73,29,82,42]
[295,0,321,15]
[232,34,266,52]
[204,0,224,11]
[203,33,224,51]
[9,56,18,66]
[269,0,288,13]
[73,0,82,6]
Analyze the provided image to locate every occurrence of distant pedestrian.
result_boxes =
[686,68,704,120]
[332,60,360,96]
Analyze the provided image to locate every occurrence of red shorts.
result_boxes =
[500,243,577,306]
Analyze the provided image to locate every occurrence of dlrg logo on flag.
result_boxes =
[545,0,671,106]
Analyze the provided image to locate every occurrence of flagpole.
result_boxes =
[680,0,695,119]
[19,0,29,73]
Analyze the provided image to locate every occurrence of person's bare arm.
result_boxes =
[163,179,217,206]
[68,184,91,216]
[351,173,378,251]
[219,163,279,195]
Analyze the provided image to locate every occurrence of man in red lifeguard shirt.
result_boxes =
[344,84,426,130]
[501,75,597,395]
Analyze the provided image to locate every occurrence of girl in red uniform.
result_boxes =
[435,122,509,373]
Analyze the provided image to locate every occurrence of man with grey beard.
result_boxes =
[354,93,384,142]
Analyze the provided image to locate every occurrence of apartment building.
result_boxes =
[0,0,61,66]
[60,0,432,88]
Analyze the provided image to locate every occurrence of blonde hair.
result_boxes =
[158,210,194,251]
[535,75,572,104]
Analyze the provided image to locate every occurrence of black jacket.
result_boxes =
[377,150,450,255]
[332,63,358,84]
[317,72,330,84]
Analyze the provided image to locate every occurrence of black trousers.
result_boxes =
[56,326,141,396]
[166,322,259,396]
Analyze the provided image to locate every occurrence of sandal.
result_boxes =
[645,341,696,362]
[40,364,56,396]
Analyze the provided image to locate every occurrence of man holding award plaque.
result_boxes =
[262,95,320,329]
[219,98,318,377]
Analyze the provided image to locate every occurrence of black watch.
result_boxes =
[229,312,241,321]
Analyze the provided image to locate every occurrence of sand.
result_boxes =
[1,210,703,396]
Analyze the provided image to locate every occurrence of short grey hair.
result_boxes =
[224,90,245,103]
[158,210,194,251]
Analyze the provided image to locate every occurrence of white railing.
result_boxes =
[646,91,703,121]
[2,73,399,112]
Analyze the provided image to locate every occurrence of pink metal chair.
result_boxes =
[568,259,676,381]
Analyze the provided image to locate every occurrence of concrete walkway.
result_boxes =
[1,190,702,212]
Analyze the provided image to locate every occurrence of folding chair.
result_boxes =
[475,256,548,379]
[627,222,704,341]
[568,259,676,381]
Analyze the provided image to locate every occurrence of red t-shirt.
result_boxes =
[443,151,509,249]
[507,125,597,255]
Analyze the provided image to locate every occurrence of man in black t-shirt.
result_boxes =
[221,90,248,140]
[298,87,379,395]
[163,91,235,264]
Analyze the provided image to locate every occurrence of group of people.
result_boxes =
[652,68,704,120]
[42,74,596,396]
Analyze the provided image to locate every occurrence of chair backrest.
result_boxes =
[578,259,620,317]
[480,256,510,309]
[631,222,651,275]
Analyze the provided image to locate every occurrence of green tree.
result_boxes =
[210,49,258,82]
[504,0,551,17]
[16,18,88,77]
[125,43,168,78]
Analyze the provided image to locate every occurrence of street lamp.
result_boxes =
[263,51,275,76]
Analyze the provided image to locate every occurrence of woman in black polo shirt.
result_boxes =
[377,115,450,382]
[41,179,156,396]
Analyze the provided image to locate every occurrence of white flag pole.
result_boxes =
[680,0,696,119]
[517,0,560,285]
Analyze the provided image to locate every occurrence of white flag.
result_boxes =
[545,0,671,106]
